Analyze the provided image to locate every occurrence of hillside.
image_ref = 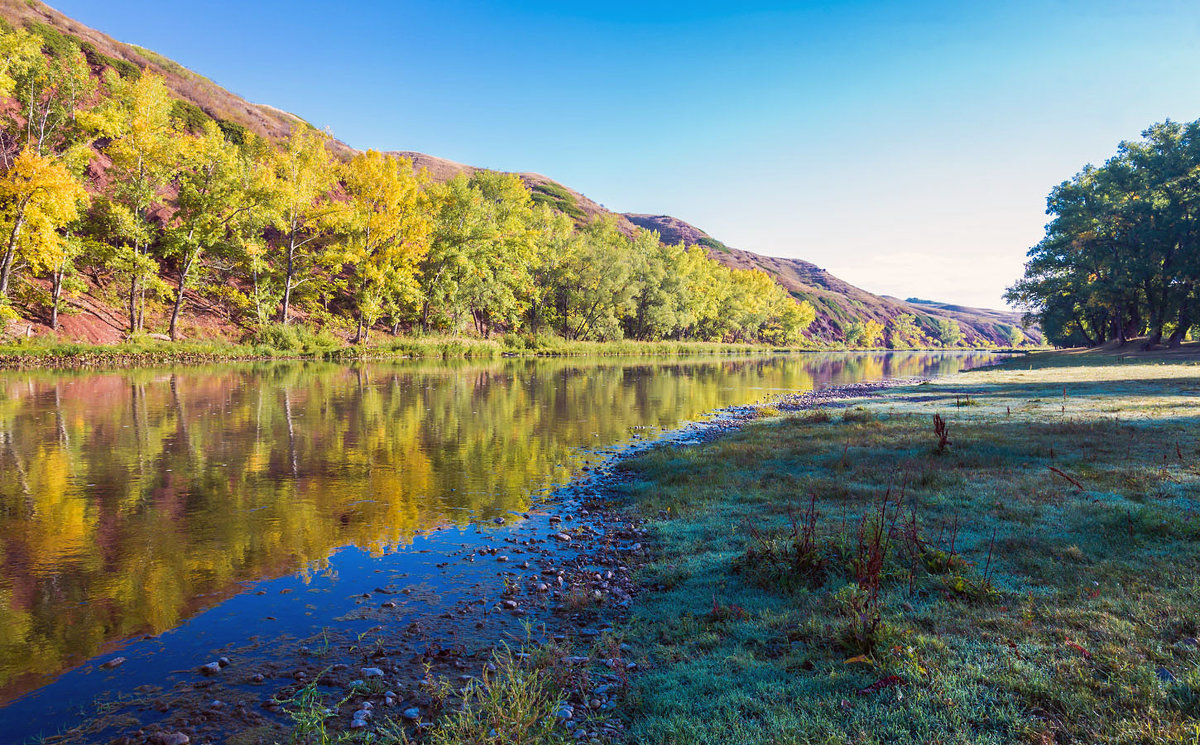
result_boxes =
[0,1,1038,347]
[624,214,1042,345]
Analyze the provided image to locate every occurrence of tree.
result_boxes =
[8,40,95,160]
[0,148,86,303]
[886,313,922,348]
[337,151,432,342]
[844,319,884,347]
[270,127,336,325]
[457,171,536,336]
[934,318,963,347]
[1003,324,1024,347]
[165,123,272,339]
[0,25,41,106]
[560,217,635,340]
[1008,118,1200,348]
[88,72,181,333]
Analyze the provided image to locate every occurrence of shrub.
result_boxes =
[245,323,341,354]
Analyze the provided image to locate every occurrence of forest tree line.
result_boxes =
[1007,119,1200,348]
[0,23,816,345]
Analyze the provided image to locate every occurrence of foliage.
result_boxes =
[1008,118,1200,348]
[844,318,884,347]
[0,23,818,346]
[934,317,963,347]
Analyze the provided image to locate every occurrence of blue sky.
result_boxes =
[52,1,1200,308]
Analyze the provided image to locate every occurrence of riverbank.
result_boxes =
[608,350,1200,743]
[0,335,1034,370]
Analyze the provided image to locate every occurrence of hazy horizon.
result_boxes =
[49,0,1200,310]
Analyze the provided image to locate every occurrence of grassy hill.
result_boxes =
[0,0,1038,347]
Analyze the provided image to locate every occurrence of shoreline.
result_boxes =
[0,341,1030,371]
[14,375,923,745]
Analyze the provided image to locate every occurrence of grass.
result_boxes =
[277,639,585,745]
[612,350,1200,744]
[0,332,822,369]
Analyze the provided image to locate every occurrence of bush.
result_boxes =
[170,100,210,133]
[245,323,341,354]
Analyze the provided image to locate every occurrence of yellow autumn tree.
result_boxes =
[0,149,87,308]
[269,126,336,325]
[337,151,432,342]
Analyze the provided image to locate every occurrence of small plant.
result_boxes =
[834,583,885,655]
[932,413,950,453]
[283,671,347,745]
[736,493,827,589]
[420,644,569,745]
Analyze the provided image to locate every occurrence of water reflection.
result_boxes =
[0,352,1000,702]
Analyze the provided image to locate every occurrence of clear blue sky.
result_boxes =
[51,0,1200,309]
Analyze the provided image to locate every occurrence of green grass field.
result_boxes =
[614,352,1200,744]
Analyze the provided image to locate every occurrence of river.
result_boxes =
[0,351,1005,742]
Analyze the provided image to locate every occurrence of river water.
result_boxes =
[0,352,1004,742]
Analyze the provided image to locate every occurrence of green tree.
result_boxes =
[934,318,964,347]
[88,72,182,332]
[844,319,884,347]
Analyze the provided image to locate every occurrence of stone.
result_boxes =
[217,656,231,667]
[155,734,189,745]
[402,706,421,721]
[1157,667,1177,683]
[554,533,572,542]
[198,662,221,675]
[101,657,126,669]
[361,667,385,678]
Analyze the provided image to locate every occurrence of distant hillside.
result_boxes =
[624,214,1042,345]
[0,1,1038,347]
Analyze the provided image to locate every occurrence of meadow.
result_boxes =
[613,350,1200,743]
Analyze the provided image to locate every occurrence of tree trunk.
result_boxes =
[169,253,195,341]
[50,266,63,329]
[128,275,138,335]
[1142,325,1164,351]
[0,212,26,298]
[279,234,297,325]
[1168,292,1193,348]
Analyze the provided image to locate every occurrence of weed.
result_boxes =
[932,413,950,453]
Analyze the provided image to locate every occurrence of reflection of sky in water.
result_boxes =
[0,352,1004,727]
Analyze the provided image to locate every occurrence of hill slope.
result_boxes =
[623,214,1042,345]
[0,1,1037,346]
